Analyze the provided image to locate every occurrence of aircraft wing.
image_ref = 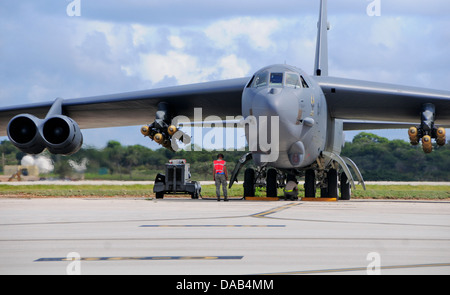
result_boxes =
[0,77,250,137]
[314,76,450,128]
[342,120,415,131]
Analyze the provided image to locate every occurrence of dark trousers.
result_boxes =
[215,174,227,199]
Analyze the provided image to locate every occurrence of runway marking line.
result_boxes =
[302,197,337,202]
[258,262,450,275]
[35,256,244,262]
[139,225,285,228]
[251,202,300,218]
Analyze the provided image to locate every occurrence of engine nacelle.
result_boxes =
[41,115,83,155]
[7,114,83,155]
[7,114,46,154]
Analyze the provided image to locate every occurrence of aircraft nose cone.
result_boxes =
[252,88,284,117]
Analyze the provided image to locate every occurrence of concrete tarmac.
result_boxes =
[0,198,449,275]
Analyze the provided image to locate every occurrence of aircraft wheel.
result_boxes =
[243,168,255,197]
[266,169,277,198]
[327,169,338,198]
[304,169,316,198]
[340,172,351,200]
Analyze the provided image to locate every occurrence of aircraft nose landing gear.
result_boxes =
[408,103,446,153]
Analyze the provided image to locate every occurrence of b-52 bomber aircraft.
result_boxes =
[1,0,449,200]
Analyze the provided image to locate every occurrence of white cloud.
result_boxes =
[369,17,403,50]
[218,55,250,79]
[137,50,214,85]
[205,17,281,51]
[168,35,185,50]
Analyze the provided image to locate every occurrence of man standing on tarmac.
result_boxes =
[213,154,228,201]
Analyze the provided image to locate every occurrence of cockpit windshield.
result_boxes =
[269,73,283,86]
[251,71,307,89]
[253,71,268,88]
[285,73,301,88]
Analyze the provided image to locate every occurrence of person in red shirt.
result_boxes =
[213,154,228,201]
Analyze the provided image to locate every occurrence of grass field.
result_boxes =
[0,184,449,200]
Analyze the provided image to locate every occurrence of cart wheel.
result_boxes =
[191,191,199,199]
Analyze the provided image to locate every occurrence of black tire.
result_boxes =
[155,192,164,199]
[327,169,338,198]
[243,168,255,197]
[304,169,316,198]
[340,172,351,200]
[266,169,277,198]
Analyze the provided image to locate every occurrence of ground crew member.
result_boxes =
[213,154,228,201]
[284,176,299,200]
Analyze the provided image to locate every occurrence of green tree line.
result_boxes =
[341,133,450,181]
[1,132,449,181]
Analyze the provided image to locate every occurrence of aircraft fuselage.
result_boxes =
[242,64,329,169]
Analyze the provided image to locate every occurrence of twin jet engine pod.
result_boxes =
[7,114,83,155]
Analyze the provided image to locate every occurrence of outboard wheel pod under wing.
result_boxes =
[42,115,83,155]
[7,114,45,154]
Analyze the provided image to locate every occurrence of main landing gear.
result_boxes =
[304,167,354,200]
[228,152,365,200]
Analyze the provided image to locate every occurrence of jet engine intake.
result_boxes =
[7,114,45,154]
[42,115,83,155]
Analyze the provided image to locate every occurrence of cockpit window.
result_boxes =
[269,73,283,86]
[251,71,307,89]
[285,73,301,88]
[300,76,309,88]
[253,71,268,88]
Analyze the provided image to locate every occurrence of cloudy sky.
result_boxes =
[1,0,449,149]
